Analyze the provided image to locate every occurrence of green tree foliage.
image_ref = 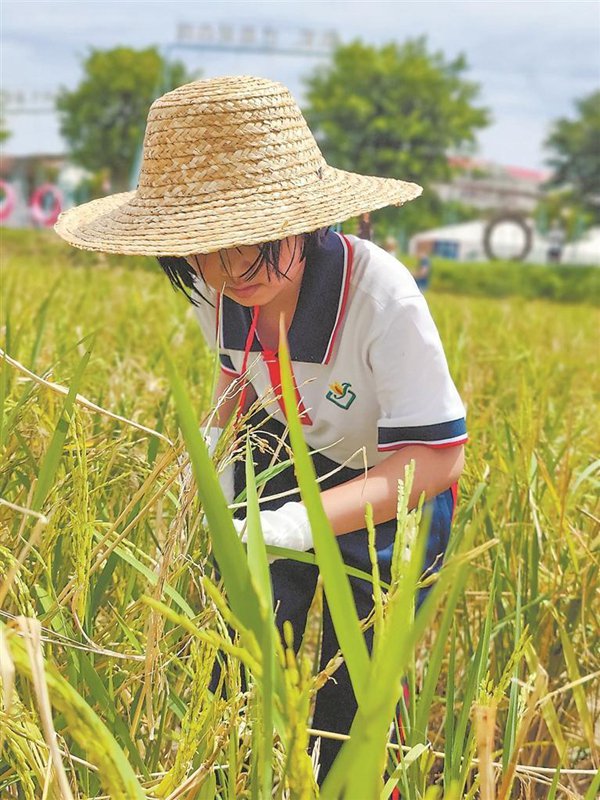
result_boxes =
[303,38,490,236]
[545,90,600,221]
[56,47,192,191]
[0,99,10,143]
[0,122,10,144]
[534,189,593,242]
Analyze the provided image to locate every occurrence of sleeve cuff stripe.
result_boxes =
[378,417,466,446]
[378,433,468,452]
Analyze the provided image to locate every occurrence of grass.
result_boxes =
[392,254,600,306]
[0,231,598,798]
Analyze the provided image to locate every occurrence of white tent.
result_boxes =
[562,227,600,266]
[409,220,600,266]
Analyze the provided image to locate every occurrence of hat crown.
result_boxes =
[55,74,422,257]
[137,76,327,202]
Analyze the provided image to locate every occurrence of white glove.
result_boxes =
[203,426,235,505]
[233,502,313,552]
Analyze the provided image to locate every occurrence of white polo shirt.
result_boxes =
[193,231,467,470]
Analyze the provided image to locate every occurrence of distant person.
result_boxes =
[383,235,398,257]
[358,211,373,240]
[415,251,433,292]
[547,223,565,264]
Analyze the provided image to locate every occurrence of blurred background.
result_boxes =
[1,0,599,266]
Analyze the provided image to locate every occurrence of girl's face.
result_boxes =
[186,236,305,308]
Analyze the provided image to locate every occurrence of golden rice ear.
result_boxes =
[54,76,422,257]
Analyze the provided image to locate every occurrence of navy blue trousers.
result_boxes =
[230,413,455,780]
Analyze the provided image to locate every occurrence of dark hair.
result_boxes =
[157,228,329,306]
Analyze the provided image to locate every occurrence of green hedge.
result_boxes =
[400,253,600,305]
[3,228,599,305]
[1,228,152,271]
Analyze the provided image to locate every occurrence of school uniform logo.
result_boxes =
[326,381,356,410]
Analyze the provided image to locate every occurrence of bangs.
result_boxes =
[157,228,330,306]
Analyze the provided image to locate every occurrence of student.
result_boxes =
[414,243,433,292]
[546,222,565,264]
[55,76,467,780]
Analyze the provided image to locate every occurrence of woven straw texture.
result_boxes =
[55,76,423,256]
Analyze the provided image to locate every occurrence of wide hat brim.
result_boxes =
[55,166,422,257]
[55,75,423,256]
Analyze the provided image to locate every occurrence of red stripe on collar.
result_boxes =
[215,290,221,339]
[323,232,353,365]
[217,290,224,350]
[262,349,313,426]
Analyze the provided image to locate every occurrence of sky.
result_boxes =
[2,0,599,170]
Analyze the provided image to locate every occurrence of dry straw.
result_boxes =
[54,75,422,256]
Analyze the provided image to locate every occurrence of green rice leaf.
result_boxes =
[244,434,273,616]
[244,434,274,797]
[161,344,263,637]
[583,766,600,800]
[321,503,426,797]
[92,530,195,618]
[557,618,595,750]
[451,556,498,782]
[546,766,561,800]
[413,547,471,748]
[278,324,370,702]
[31,343,92,512]
[503,565,522,770]
[381,742,430,799]
[76,649,149,777]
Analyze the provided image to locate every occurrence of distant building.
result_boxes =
[435,157,550,214]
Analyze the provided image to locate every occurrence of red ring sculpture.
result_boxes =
[30,183,63,227]
[0,179,16,222]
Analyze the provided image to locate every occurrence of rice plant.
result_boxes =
[0,232,598,798]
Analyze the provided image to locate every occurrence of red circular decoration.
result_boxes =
[0,179,16,222]
[30,183,63,227]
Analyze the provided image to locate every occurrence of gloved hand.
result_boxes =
[233,502,313,552]
[203,426,235,505]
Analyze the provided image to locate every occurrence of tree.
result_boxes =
[544,90,600,221]
[0,117,10,144]
[302,38,490,237]
[56,47,192,191]
[0,93,11,143]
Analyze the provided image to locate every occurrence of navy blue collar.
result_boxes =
[219,230,352,364]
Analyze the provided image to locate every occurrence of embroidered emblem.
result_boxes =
[326,381,356,410]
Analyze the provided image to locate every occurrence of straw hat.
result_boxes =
[55,76,423,256]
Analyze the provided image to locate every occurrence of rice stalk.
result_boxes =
[69,411,95,624]
[2,239,598,796]
[0,547,36,617]
[3,619,146,799]
[0,502,47,611]
[497,658,548,800]
[473,701,497,800]
[0,704,47,800]
[0,349,174,448]
[155,638,219,797]
[16,617,75,800]
[279,622,318,798]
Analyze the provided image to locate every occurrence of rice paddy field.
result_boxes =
[1,230,599,799]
